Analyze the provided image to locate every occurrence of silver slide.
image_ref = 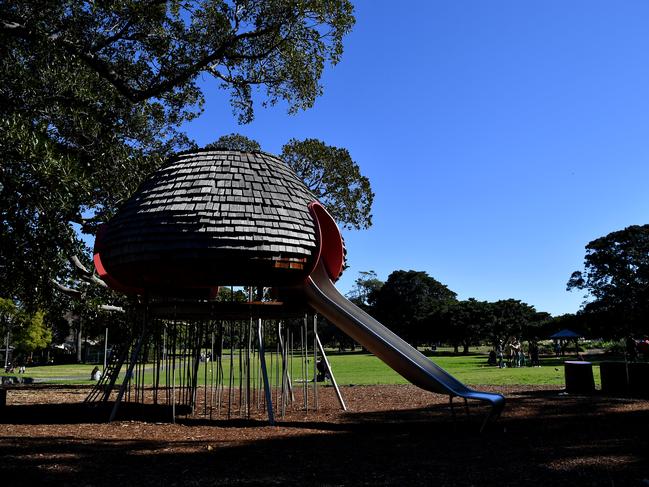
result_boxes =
[305,262,505,423]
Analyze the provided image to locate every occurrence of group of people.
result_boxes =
[490,338,540,368]
[4,360,26,374]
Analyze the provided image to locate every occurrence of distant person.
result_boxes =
[487,350,497,366]
[509,338,522,368]
[637,337,649,358]
[17,357,26,374]
[91,366,102,381]
[625,336,637,362]
[496,340,505,368]
[554,341,561,358]
[529,340,540,367]
[316,359,328,382]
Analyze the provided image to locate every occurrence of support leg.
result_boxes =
[257,318,275,425]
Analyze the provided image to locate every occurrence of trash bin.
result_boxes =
[564,361,595,394]
[600,361,628,394]
[628,362,649,398]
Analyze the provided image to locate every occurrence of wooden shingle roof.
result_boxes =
[98,150,320,290]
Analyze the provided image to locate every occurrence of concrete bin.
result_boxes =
[564,361,595,394]
[600,361,628,394]
[628,362,649,398]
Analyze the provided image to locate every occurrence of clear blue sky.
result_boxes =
[183,0,649,316]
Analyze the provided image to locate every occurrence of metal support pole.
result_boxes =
[313,314,318,410]
[315,333,347,411]
[257,318,275,425]
[103,327,108,371]
[4,331,9,369]
[110,305,148,422]
[77,316,83,363]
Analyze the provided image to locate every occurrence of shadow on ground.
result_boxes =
[1,389,648,486]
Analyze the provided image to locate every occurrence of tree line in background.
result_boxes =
[318,223,649,353]
[317,269,553,353]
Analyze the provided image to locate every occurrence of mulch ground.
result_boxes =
[1,384,648,486]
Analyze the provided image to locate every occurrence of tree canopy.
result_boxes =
[568,224,649,338]
[436,298,493,354]
[374,270,457,345]
[0,0,355,308]
[347,270,383,309]
[204,133,261,152]
[281,138,374,230]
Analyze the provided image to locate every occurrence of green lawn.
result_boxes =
[4,350,604,388]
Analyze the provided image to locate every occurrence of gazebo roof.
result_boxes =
[549,329,583,339]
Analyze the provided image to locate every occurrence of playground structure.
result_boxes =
[89,149,505,427]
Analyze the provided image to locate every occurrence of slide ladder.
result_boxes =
[84,337,132,404]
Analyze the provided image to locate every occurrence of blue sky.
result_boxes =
[183,0,649,316]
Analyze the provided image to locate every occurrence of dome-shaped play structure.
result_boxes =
[89,149,503,429]
[94,150,343,294]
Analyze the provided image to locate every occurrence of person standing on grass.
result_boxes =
[529,340,540,367]
[496,340,505,368]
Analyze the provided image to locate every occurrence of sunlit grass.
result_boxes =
[5,349,604,388]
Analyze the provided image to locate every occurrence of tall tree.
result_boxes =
[486,299,538,345]
[347,270,383,311]
[281,138,374,230]
[374,270,457,346]
[13,310,52,361]
[567,224,649,338]
[0,0,355,308]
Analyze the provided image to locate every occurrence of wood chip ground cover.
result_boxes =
[1,385,648,486]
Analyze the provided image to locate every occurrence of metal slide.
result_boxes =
[304,262,505,426]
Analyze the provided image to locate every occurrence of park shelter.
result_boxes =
[550,329,583,354]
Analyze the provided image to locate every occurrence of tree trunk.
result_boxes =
[453,344,459,354]
[463,343,470,355]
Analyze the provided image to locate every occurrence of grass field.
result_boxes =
[3,350,605,387]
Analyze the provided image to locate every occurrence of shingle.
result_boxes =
[100,149,323,284]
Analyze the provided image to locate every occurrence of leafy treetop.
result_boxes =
[568,224,649,337]
[281,138,374,230]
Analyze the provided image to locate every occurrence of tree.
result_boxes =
[282,138,374,230]
[13,310,52,360]
[204,133,261,152]
[0,1,355,308]
[486,299,539,345]
[436,298,494,354]
[374,270,457,346]
[568,224,649,338]
[346,270,383,311]
[0,297,19,366]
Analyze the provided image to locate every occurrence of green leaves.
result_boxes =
[282,138,374,230]
[569,224,649,337]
